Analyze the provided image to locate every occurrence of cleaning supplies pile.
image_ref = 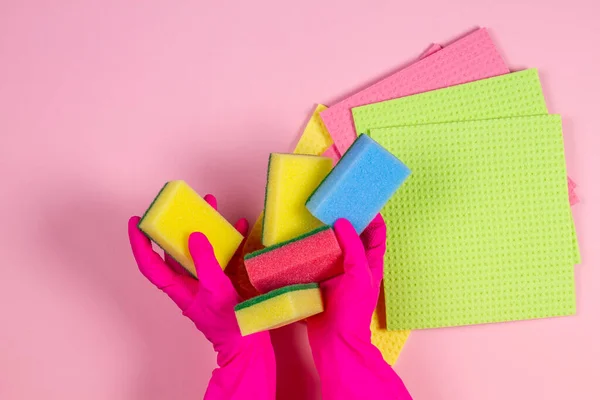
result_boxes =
[139,133,411,336]
[139,27,579,366]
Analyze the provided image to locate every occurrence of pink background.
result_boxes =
[1,1,598,399]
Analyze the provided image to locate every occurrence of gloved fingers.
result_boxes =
[360,213,386,286]
[361,214,387,255]
[224,218,256,299]
[334,218,372,289]
[128,216,196,306]
[234,217,249,236]
[204,192,249,264]
[129,216,179,284]
[189,232,233,294]
[202,195,248,294]
[204,194,218,210]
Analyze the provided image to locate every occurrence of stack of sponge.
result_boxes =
[236,134,410,336]
[138,136,411,337]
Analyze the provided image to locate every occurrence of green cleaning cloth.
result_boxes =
[371,116,577,330]
[352,69,547,134]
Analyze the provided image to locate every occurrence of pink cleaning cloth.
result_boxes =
[568,177,579,205]
[320,28,509,155]
[570,191,579,205]
[318,42,442,160]
[419,43,443,59]
[321,145,341,164]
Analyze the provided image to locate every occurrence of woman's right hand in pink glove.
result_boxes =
[128,194,276,400]
[306,216,412,400]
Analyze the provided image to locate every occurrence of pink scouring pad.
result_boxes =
[244,226,343,293]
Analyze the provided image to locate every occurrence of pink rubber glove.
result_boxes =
[128,195,276,400]
[306,216,412,400]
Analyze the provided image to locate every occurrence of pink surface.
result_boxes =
[320,28,509,154]
[1,2,598,400]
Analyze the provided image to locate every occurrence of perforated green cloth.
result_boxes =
[371,116,577,330]
[353,69,577,255]
[352,69,547,134]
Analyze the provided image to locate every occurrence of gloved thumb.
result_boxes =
[188,232,231,294]
[360,213,386,288]
[333,218,372,290]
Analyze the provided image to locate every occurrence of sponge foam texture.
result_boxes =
[245,226,343,293]
[234,283,324,336]
[138,180,243,276]
[262,154,332,246]
[306,134,411,234]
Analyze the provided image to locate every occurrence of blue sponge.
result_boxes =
[305,134,410,233]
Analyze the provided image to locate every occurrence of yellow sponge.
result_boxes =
[370,291,410,365]
[138,180,243,276]
[234,283,323,336]
[293,104,333,155]
[262,154,332,246]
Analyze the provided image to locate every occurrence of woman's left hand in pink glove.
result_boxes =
[128,194,276,400]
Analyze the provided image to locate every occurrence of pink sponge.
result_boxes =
[244,226,343,293]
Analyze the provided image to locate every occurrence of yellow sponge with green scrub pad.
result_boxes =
[262,154,332,246]
[234,283,324,336]
[138,180,243,276]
